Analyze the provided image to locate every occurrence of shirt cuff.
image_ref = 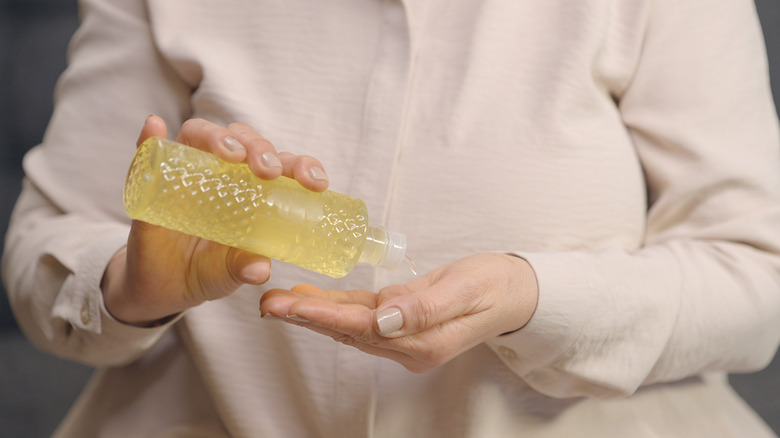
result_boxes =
[52,226,180,347]
[485,252,588,378]
[485,247,682,399]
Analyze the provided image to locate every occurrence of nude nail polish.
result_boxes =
[223,136,245,151]
[309,167,328,182]
[261,152,282,169]
[376,307,403,335]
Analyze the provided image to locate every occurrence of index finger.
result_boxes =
[260,284,380,317]
[175,118,248,164]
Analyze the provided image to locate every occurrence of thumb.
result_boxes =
[375,306,405,337]
[373,283,471,338]
[228,248,272,286]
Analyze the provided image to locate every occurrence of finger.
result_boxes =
[263,285,379,308]
[175,118,248,164]
[291,285,379,308]
[290,321,419,368]
[277,152,329,192]
[226,122,283,180]
[259,285,378,317]
[278,303,463,374]
[136,114,168,147]
[270,300,419,366]
[228,249,271,285]
[286,297,376,338]
[260,286,337,318]
[373,279,479,339]
[259,289,305,318]
[388,319,488,372]
[265,285,478,373]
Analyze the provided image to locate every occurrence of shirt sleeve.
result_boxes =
[1,0,192,366]
[485,0,780,398]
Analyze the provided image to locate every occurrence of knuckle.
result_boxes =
[291,154,319,169]
[328,308,380,346]
[226,123,271,147]
[332,333,355,346]
[224,254,243,286]
[183,117,209,130]
[320,307,343,331]
[358,329,382,346]
[226,122,251,132]
[412,296,439,330]
[277,151,295,161]
[331,333,375,354]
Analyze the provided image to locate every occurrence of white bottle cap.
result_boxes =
[378,230,406,270]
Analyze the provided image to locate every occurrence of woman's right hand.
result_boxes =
[101,115,330,326]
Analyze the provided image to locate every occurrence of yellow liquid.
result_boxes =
[124,137,370,278]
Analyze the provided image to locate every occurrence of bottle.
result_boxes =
[123,136,406,278]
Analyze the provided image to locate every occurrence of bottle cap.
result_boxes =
[378,229,406,270]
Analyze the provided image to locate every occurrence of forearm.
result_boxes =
[2,180,175,366]
[487,237,780,399]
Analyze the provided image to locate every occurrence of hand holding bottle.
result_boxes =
[101,115,330,326]
[259,253,539,373]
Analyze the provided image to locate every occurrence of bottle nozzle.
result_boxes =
[378,230,406,270]
[359,226,407,270]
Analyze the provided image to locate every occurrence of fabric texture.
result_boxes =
[3,0,780,436]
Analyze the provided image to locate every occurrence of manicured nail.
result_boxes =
[309,167,328,182]
[241,273,260,284]
[376,307,403,335]
[223,136,245,152]
[286,314,309,323]
[261,152,282,169]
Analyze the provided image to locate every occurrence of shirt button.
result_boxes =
[498,346,518,360]
[81,301,91,325]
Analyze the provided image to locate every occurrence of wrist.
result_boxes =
[101,246,180,327]
[501,253,539,335]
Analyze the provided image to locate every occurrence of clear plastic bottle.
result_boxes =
[123,137,406,278]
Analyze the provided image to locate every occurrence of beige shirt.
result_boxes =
[4,0,780,436]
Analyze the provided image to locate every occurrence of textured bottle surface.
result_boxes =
[124,137,369,278]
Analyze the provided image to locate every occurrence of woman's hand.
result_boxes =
[259,253,539,372]
[101,115,330,327]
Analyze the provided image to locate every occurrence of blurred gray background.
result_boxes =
[1,1,779,436]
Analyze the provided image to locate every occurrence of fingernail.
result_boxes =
[261,152,282,169]
[223,136,245,152]
[261,313,283,320]
[309,167,329,182]
[241,273,260,284]
[286,314,309,323]
[376,307,403,335]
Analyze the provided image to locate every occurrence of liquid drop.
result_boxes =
[403,255,419,278]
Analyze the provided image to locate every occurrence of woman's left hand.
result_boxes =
[259,253,539,372]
